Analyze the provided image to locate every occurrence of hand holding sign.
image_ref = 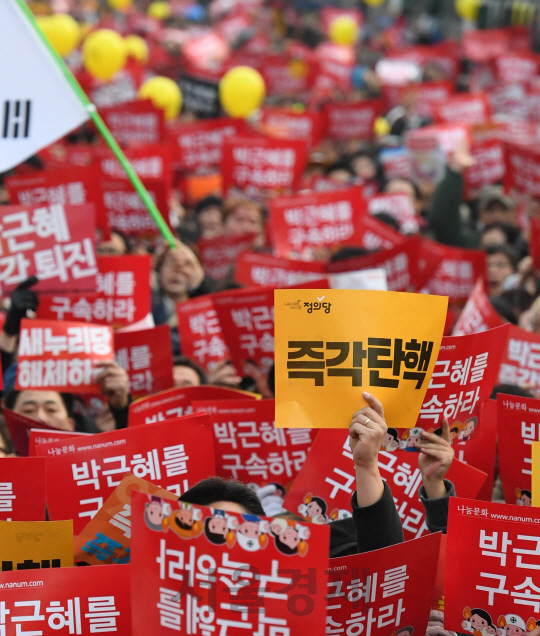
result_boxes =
[95,360,130,409]
[3,276,39,336]
[413,419,455,499]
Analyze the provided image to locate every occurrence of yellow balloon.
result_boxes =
[125,35,149,64]
[139,76,182,120]
[329,16,359,46]
[107,0,132,11]
[219,66,266,119]
[363,0,385,5]
[82,29,127,82]
[147,1,171,20]
[373,117,391,136]
[37,14,80,57]
[455,0,480,21]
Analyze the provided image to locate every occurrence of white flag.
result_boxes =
[0,0,89,173]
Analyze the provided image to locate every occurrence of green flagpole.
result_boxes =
[13,0,177,249]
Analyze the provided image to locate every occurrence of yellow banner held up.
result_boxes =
[274,289,448,429]
[0,519,73,571]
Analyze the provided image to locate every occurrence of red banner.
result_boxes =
[221,136,308,195]
[128,386,256,426]
[169,117,242,171]
[497,393,540,506]
[452,279,506,336]
[176,296,232,373]
[399,79,456,118]
[114,325,174,398]
[94,144,173,189]
[283,431,486,540]
[197,233,257,280]
[0,565,131,634]
[414,325,509,430]
[5,166,109,242]
[367,192,420,235]
[29,429,88,457]
[234,251,326,288]
[434,92,491,125]
[327,533,441,635]
[498,325,540,397]
[261,55,318,97]
[0,202,97,295]
[505,143,540,199]
[260,108,326,148]
[445,497,540,631]
[192,398,316,489]
[38,412,215,534]
[100,98,166,145]
[36,254,152,328]
[0,457,46,521]
[323,100,385,141]
[131,491,330,636]
[15,319,114,394]
[495,51,540,85]
[213,287,275,373]
[3,408,67,457]
[464,139,506,199]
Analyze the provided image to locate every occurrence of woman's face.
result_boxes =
[224,205,263,236]
[158,253,188,298]
[487,253,514,295]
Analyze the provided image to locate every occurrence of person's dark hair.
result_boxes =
[110,229,131,254]
[172,355,207,385]
[373,212,400,232]
[3,389,74,417]
[204,517,227,545]
[268,481,285,497]
[387,428,398,441]
[330,246,372,262]
[195,196,223,216]
[267,364,275,397]
[178,477,265,516]
[0,419,14,455]
[486,244,518,271]
[490,384,535,399]
[520,489,532,498]
[384,177,422,202]
[481,221,522,246]
[310,496,327,515]
[470,608,492,624]
[501,289,533,316]
[324,159,354,178]
[489,296,517,324]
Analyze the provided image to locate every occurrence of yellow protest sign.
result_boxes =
[0,519,73,571]
[532,442,540,506]
[275,289,448,429]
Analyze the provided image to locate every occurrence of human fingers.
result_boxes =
[441,418,451,443]
[351,407,385,430]
[362,392,384,419]
[419,429,449,446]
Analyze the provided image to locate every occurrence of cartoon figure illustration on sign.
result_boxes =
[236,514,269,552]
[497,614,538,636]
[448,422,464,444]
[382,428,400,452]
[270,518,310,556]
[167,502,204,539]
[329,508,352,521]
[391,627,414,636]
[401,428,423,451]
[298,493,329,524]
[459,417,478,442]
[516,488,532,506]
[144,495,171,532]
[461,607,497,636]
[203,508,238,546]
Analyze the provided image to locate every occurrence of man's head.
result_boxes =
[178,477,265,516]
[154,247,189,301]
[479,189,517,227]
[195,196,224,239]
[172,356,206,388]
[97,229,130,256]
[223,198,264,237]
[4,390,74,431]
[486,244,518,296]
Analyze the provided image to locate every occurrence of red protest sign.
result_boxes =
[197,233,257,280]
[495,51,540,85]
[445,497,540,631]
[367,192,420,235]
[131,491,330,636]
[0,565,131,632]
[327,533,441,635]
[260,107,326,148]
[398,79,456,119]
[421,241,487,303]
[0,202,97,295]
[221,135,308,196]
[37,254,152,328]
[100,98,166,145]
[114,325,174,398]
[234,251,326,288]
[0,457,46,521]
[326,236,421,292]
[128,385,256,427]
[5,165,109,242]
[462,28,511,63]
[414,325,509,430]
[498,325,540,396]
[3,408,66,457]
[192,398,316,488]
[213,287,275,374]
[283,430,486,540]
[452,279,506,336]
[39,412,215,534]
[452,399,498,502]
[28,429,88,457]
[176,296,232,373]
[505,143,540,198]
[94,143,173,189]
[464,139,506,199]
[101,178,171,241]
[497,393,540,506]
[15,319,114,394]
[261,55,318,97]
[323,100,385,141]
[169,117,242,171]
[433,92,491,126]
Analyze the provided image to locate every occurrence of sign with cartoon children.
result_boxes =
[130,490,330,636]
[274,289,448,430]
[445,497,540,633]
